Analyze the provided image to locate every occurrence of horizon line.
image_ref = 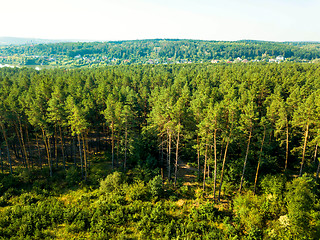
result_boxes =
[1,36,320,44]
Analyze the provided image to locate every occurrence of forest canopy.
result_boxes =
[0,62,320,239]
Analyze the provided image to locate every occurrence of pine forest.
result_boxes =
[0,61,320,239]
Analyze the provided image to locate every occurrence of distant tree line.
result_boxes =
[1,40,320,65]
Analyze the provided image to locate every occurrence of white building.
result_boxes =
[276,56,284,61]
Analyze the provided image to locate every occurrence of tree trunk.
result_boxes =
[73,135,77,167]
[174,127,180,188]
[36,134,42,168]
[25,125,32,168]
[207,156,210,179]
[161,135,164,179]
[11,142,19,161]
[218,131,231,201]
[316,157,320,180]
[313,144,318,165]
[111,121,115,170]
[203,143,208,193]
[7,143,12,174]
[299,124,309,177]
[0,147,3,173]
[0,123,12,174]
[213,129,217,200]
[82,134,87,180]
[48,136,52,174]
[168,129,172,181]
[17,117,29,170]
[59,126,66,170]
[197,135,200,180]
[78,134,83,178]
[116,132,120,168]
[97,127,101,153]
[14,124,26,167]
[239,128,252,193]
[124,121,128,171]
[254,127,266,194]
[86,130,90,170]
[42,128,52,177]
[54,125,58,168]
[219,139,224,162]
[285,122,289,171]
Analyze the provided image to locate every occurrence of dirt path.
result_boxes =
[176,160,198,184]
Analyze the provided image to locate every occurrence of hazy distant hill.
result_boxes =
[0,39,320,68]
[0,37,92,46]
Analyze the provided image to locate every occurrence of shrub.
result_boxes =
[124,180,148,201]
[260,174,286,197]
[148,175,163,198]
[18,192,41,205]
[88,164,109,186]
[191,202,219,222]
[3,187,19,201]
[0,196,7,207]
[100,171,124,192]
[179,185,189,196]
[128,165,159,182]
[17,168,33,183]
[233,192,265,236]
[0,198,65,238]
[260,174,287,217]
[285,175,317,238]
[65,166,81,186]
[221,181,237,198]
[66,210,90,233]
[0,175,18,196]
[195,188,204,200]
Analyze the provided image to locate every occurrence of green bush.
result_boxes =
[65,166,82,186]
[233,192,265,236]
[0,198,65,238]
[179,185,189,196]
[0,196,7,207]
[100,171,124,192]
[260,174,287,217]
[148,175,163,198]
[260,174,286,197]
[17,168,34,183]
[124,180,148,202]
[221,179,237,199]
[0,175,18,196]
[191,202,219,222]
[129,165,158,182]
[88,164,109,186]
[3,187,19,201]
[17,192,42,205]
[66,210,90,233]
[285,175,318,239]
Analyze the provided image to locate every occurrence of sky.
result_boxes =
[1,0,320,42]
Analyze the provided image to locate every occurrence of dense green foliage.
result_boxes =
[1,39,320,68]
[0,167,319,239]
[0,62,320,239]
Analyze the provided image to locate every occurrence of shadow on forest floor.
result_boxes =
[176,160,198,185]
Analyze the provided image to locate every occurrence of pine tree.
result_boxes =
[65,96,89,179]
[292,92,317,177]
[238,87,258,193]
[267,87,290,170]
[102,94,122,170]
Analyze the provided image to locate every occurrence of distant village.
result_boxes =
[0,53,316,70]
[143,55,287,65]
[210,55,285,64]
